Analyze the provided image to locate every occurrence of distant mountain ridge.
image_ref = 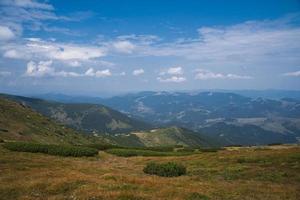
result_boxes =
[6,91,300,146]
[97,91,300,145]
[0,95,216,148]
[0,94,152,134]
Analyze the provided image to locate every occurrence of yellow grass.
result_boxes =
[0,144,299,200]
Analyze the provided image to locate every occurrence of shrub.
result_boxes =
[3,142,98,157]
[105,148,194,157]
[198,148,222,153]
[186,192,210,200]
[143,162,186,177]
[86,143,122,150]
[176,147,195,152]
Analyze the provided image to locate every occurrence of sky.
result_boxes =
[0,0,300,96]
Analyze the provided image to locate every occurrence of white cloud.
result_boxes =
[113,40,135,53]
[25,60,54,77]
[95,69,111,77]
[3,39,106,61]
[159,66,184,76]
[0,71,12,76]
[195,69,252,80]
[116,34,160,45]
[67,60,81,67]
[0,26,15,41]
[140,16,300,74]
[167,67,183,75]
[25,60,81,77]
[283,70,300,77]
[157,76,186,83]
[1,0,54,10]
[3,49,25,59]
[84,68,111,77]
[132,68,144,76]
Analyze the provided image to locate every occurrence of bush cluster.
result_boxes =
[199,148,222,152]
[105,148,167,157]
[105,148,194,157]
[143,162,186,177]
[3,142,98,157]
[86,143,121,150]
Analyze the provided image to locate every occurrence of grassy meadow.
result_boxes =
[0,144,299,200]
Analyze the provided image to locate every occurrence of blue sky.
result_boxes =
[0,0,300,95]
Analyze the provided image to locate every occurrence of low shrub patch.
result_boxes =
[3,142,98,157]
[176,147,195,152]
[199,148,222,153]
[105,148,194,157]
[143,162,186,177]
[186,192,210,200]
[86,143,122,150]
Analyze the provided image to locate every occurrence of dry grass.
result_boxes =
[0,144,299,200]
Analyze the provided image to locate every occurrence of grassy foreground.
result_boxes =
[0,144,299,200]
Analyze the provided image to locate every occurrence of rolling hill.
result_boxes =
[112,127,216,147]
[0,94,151,135]
[0,97,101,145]
[0,95,216,148]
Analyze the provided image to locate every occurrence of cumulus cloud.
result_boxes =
[140,16,300,74]
[195,69,252,80]
[132,68,144,76]
[24,60,114,78]
[113,40,135,53]
[3,38,106,61]
[283,70,300,77]
[157,76,186,83]
[159,66,183,76]
[167,67,183,75]
[85,68,111,77]
[0,26,15,41]
[25,60,54,77]
[25,60,81,77]
[158,66,185,82]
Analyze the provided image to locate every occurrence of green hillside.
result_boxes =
[0,97,107,145]
[113,127,216,147]
[0,94,151,134]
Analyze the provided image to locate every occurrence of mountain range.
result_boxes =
[0,94,215,147]
[1,90,300,146]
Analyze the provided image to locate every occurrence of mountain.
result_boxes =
[97,91,300,145]
[0,94,151,134]
[0,94,215,148]
[112,127,216,147]
[0,97,101,145]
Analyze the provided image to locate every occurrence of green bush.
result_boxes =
[3,142,98,157]
[143,162,186,177]
[86,143,122,150]
[186,192,210,200]
[105,148,194,157]
[198,148,222,153]
[176,147,195,152]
